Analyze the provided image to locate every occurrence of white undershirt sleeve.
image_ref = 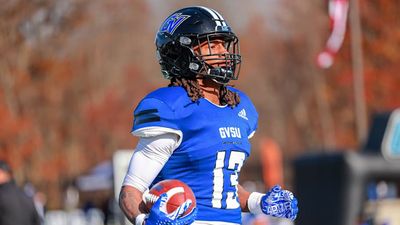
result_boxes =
[122,132,180,192]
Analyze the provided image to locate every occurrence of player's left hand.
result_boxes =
[145,193,197,225]
[260,185,298,220]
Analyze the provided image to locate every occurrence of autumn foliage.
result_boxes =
[0,0,399,208]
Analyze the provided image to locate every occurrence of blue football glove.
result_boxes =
[260,185,298,220]
[145,193,197,225]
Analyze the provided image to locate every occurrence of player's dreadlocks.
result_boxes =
[168,77,240,108]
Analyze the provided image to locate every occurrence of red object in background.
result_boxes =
[144,179,196,217]
[317,0,349,68]
[260,138,284,189]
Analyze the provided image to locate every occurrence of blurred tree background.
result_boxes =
[0,0,399,208]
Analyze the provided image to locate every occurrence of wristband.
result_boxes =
[135,213,147,225]
[247,192,264,215]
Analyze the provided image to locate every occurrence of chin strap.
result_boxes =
[207,67,232,84]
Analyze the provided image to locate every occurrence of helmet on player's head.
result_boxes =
[155,6,241,84]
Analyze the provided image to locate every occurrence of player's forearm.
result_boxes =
[238,184,250,212]
[119,185,146,224]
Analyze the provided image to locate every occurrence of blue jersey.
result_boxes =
[131,86,258,224]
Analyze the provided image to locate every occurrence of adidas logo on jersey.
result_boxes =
[238,109,248,120]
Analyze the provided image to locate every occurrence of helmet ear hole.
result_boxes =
[158,42,198,78]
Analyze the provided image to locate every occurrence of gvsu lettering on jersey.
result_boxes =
[219,127,241,139]
[160,13,190,35]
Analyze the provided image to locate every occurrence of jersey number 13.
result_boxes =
[212,150,246,209]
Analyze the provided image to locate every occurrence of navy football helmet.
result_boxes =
[155,6,241,84]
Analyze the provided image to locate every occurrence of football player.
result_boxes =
[119,6,298,225]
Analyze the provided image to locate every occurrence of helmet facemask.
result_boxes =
[190,33,241,84]
[157,32,241,84]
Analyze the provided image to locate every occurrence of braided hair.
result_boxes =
[168,77,240,107]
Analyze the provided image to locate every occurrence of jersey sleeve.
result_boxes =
[248,106,258,138]
[240,91,258,138]
[131,97,181,137]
